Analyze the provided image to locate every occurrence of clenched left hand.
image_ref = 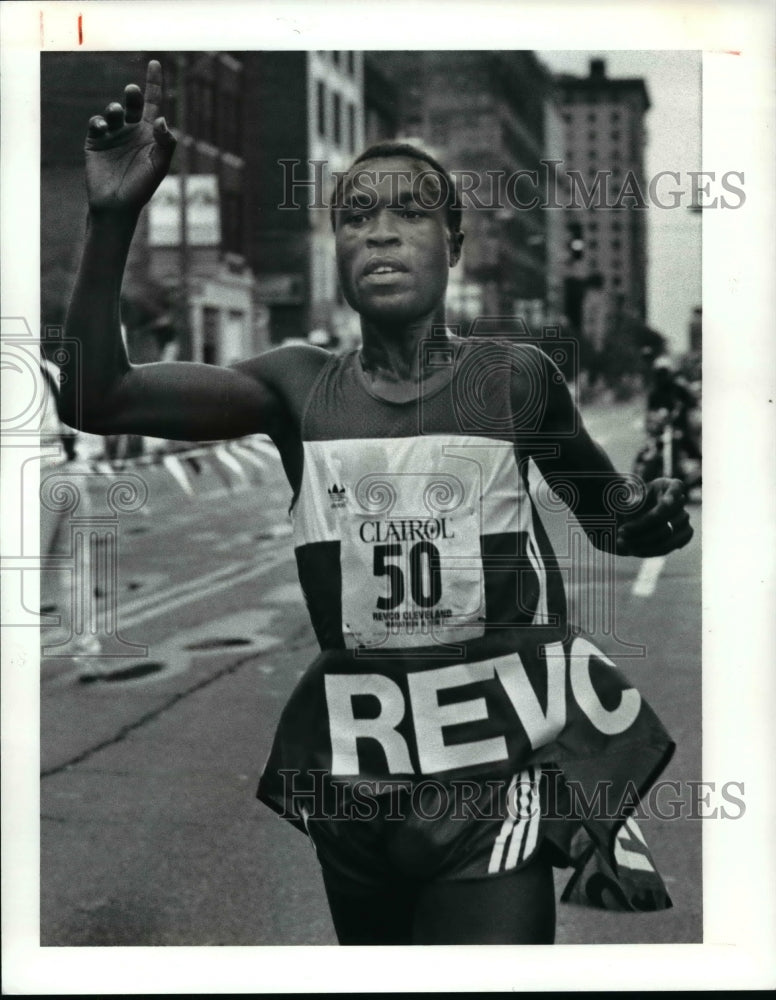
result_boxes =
[617,478,694,557]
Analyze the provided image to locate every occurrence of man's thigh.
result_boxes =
[322,851,556,946]
[412,852,556,945]
[322,877,416,946]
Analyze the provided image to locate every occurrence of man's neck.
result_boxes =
[359,311,449,385]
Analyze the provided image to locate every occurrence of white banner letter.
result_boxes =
[325,674,412,775]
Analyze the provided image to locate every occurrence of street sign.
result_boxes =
[255,273,304,304]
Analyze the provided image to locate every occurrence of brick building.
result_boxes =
[364,56,399,146]
[242,51,365,346]
[41,53,154,333]
[554,58,651,378]
[365,51,557,329]
[41,51,263,365]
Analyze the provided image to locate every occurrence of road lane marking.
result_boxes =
[631,557,667,597]
[110,538,293,626]
[119,548,293,628]
[117,558,263,617]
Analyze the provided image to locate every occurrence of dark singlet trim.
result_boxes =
[299,350,344,441]
[288,350,345,514]
[352,338,465,407]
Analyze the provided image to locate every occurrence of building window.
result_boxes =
[589,148,597,160]
[611,238,622,251]
[588,221,598,231]
[188,75,216,145]
[611,130,621,141]
[563,112,571,122]
[221,191,244,255]
[317,81,326,137]
[227,310,246,362]
[612,276,622,287]
[588,130,596,141]
[588,238,598,250]
[587,112,596,122]
[333,91,342,146]
[220,91,242,154]
[347,51,355,75]
[348,102,356,153]
[202,307,219,365]
[163,57,179,122]
[187,76,204,140]
[202,80,215,144]
[611,219,622,231]
[611,110,620,122]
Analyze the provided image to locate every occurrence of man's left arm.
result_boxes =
[512,346,693,557]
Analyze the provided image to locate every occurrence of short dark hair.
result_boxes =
[329,141,462,234]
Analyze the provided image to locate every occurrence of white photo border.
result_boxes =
[2,0,775,992]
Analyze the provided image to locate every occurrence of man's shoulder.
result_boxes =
[454,336,549,365]
[234,344,332,384]
[230,345,334,420]
[448,338,555,399]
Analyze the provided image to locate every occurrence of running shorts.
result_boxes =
[301,765,573,895]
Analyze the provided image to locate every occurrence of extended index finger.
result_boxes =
[142,60,164,123]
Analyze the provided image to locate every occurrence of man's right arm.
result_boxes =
[60,60,291,444]
[511,344,693,558]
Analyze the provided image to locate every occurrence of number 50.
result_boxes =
[373,542,442,610]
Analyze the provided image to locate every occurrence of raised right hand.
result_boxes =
[84,60,176,216]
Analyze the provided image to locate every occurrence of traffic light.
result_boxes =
[567,222,584,262]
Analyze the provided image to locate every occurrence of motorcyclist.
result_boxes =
[647,357,702,464]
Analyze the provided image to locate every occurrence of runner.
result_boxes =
[61,61,693,945]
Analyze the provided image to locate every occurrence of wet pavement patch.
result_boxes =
[183,637,253,651]
[79,662,166,684]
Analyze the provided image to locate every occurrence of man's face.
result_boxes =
[334,157,462,324]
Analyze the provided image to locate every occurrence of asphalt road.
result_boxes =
[39,397,702,948]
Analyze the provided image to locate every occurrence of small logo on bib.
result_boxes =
[328,483,347,509]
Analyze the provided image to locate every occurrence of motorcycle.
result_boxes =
[632,405,702,493]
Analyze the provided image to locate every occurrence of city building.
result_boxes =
[151,52,262,364]
[41,53,154,332]
[41,52,265,366]
[365,51,557,332]
[242,51,365,346]
[364,56,399,146]
[553,58,651,379]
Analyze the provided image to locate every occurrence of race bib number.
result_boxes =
[340,453,486,647]
[295,436,531,649]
